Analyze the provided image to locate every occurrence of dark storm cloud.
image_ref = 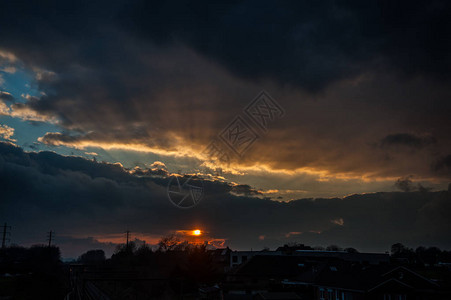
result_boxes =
[1,142,450,256]
[0,0,450,187]
[1,0,450,90]
[38,132,84,145]
[230,184,262,196]
[124,0,451,89]
[433,154,451,176]
[381,133,437,149]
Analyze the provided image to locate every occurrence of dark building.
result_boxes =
[292,250,390,265]
[222,253,449,300]
[312,265,443,300]
[208,247,232,273]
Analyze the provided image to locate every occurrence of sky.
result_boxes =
[0,0,450,258]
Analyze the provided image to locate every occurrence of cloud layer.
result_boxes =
[0,1,450,256]
[1,142,450,258]
[0,1,450,187]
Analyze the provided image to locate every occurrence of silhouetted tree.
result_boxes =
[0,244,68,299]
[28,244,61,270]
[135,243,154,266]
[184,244,217,286]
[326,245,342,251]
[420,247,441,265]
[440,250,451,263]
[277,243,313,253]
[391,243,415,264]
[115,241,137,254]
[391,243,407,256]
[158,234,181,252]
[78,249,105,264]
[345,247,359,253]
[110,241,137,266]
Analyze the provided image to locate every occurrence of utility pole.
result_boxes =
[1,223,11,248]
[125,230,131,250]
[47,230,53,247]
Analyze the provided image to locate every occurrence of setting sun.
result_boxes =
[193,230,201,236]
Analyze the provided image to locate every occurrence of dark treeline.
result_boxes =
[0,244,69,299]
[391,243,451,265]
[2,238,451,299]
[77,235,223,294]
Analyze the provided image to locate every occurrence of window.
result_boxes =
[319,288,325,300]
[384,294,406,300]
[242,255,247,262]
[232,256,237,263]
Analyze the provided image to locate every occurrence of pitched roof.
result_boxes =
[314,263,439,292]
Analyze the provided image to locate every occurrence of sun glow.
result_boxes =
[193,229,201,236]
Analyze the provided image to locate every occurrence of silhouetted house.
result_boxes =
[224,255,321,298]
[199,285,222,299]
[312,265,443,300]
[277,244,314,254]
[437,262,451,270]
[223,254,447,300]
[230,250,389,269]
[293,250,389,265]
[254,291,303,299]
[208,247,232,273]
[230,251,283,268]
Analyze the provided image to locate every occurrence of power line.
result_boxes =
[1,223,11,248]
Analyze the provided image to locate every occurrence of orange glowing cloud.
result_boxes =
[88,233,161,245]
[174,229,226,248]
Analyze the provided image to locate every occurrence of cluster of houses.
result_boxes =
[207,246,450,300]
[68,246,451,299]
